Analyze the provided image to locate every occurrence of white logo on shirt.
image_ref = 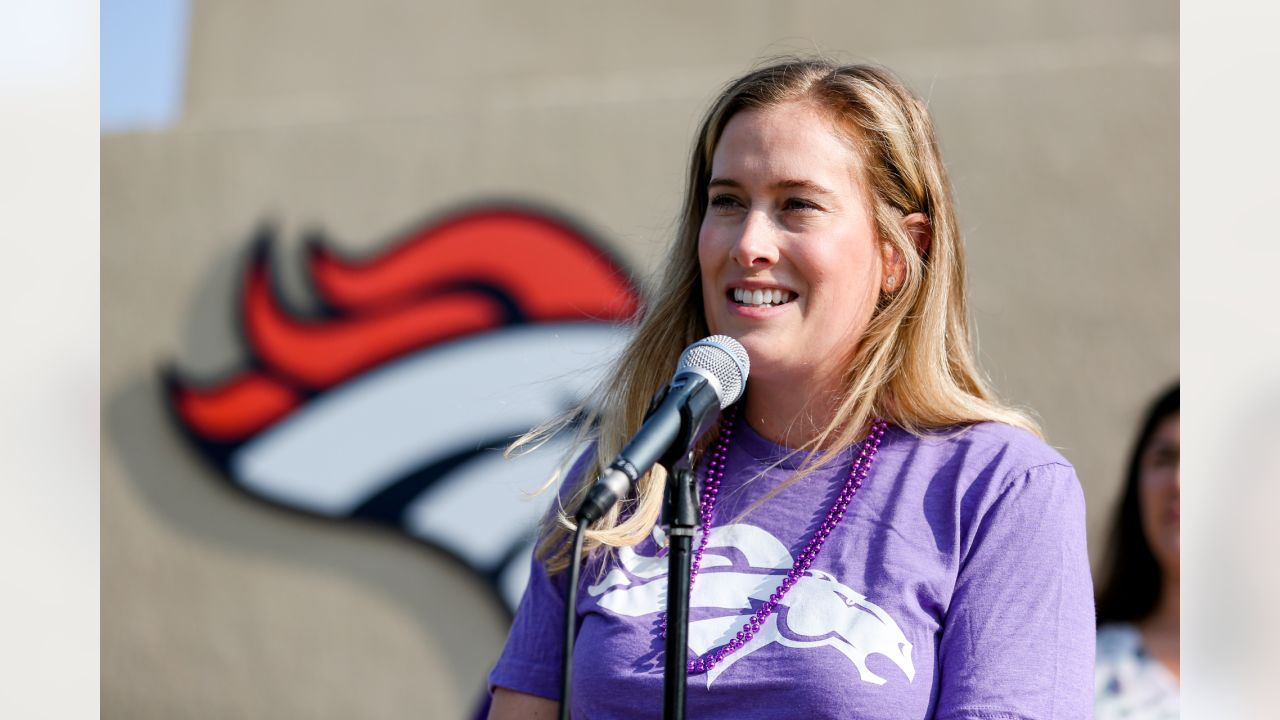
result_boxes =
[587,523,915,686]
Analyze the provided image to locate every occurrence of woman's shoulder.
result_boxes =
[896,420,1074,477]
[881,421,1082,529]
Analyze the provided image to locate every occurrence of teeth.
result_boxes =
[732,287,794,307]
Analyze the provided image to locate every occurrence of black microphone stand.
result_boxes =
[653,384,718,720]
[661,452,698,720]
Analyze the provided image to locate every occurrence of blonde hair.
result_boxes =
[516,57,1039,574]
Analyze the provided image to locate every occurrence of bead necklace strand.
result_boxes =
[660,407,889,676]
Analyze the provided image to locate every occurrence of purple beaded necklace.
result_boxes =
[660,405,890,676]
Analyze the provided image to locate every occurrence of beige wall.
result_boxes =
[102,1,1177,717]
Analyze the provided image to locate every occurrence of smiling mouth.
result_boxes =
[730,288,796,308]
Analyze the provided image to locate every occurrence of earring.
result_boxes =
[886,275,897,290]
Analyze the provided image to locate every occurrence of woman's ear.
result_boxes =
[875,242,906,293]
[880,213,931,293]
[902,212,932,259]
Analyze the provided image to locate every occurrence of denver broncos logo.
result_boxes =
[165,206,640,610]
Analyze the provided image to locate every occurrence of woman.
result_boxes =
[489,58,1094,719]
[1095,384,1180,718]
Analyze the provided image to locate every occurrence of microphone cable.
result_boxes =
[559,516,588,720]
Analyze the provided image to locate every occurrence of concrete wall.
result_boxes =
[102,1,1177,717]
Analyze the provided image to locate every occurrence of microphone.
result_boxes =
[575,335,750,523]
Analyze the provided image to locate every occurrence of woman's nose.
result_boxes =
[731,211,781,268]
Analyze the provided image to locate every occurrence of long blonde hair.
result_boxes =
[517,57,1039,574]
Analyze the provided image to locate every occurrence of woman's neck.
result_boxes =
[742,374,842,449]
[1138,573,1180,681]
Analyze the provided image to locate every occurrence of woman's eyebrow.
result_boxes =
[707,177,835,195]
[707,177,741,190]
[775,178,835,195]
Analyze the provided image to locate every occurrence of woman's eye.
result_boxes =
[709,194,743,211]
[783,198,820,212]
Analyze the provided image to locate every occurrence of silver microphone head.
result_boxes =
[676,335,750,409]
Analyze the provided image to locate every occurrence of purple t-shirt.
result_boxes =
[490,417,1094,719]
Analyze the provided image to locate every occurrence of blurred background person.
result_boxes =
[1094,383,1179,718]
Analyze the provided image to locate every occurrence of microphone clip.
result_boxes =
[648,373,716,475]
